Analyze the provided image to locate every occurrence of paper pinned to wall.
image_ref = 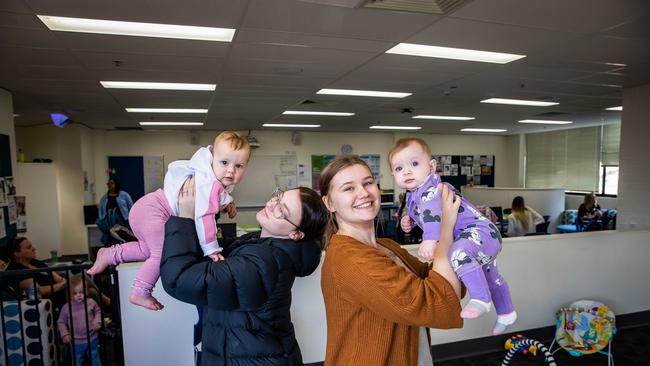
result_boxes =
[231,154,298,207]
[143,156,164,194]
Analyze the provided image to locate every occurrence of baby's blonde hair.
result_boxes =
[213,131,251,160]
[388,137,432,168]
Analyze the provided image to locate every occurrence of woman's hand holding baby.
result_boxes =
[179,177,196,219]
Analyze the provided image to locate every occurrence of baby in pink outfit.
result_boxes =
[88,131,250,310]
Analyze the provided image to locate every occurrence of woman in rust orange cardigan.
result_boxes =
[320,155,464,366]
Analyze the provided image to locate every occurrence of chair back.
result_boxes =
[490,206,504,222]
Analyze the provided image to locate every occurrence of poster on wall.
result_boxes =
[0,177,6,207]
[443,165,451,176]
[15,196,26,233]
[7,196,17,224]
[359,154,381,184]
[298,164,309,182]
[0,209,5,239]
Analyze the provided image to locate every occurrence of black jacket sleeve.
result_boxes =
[160,216,279,310]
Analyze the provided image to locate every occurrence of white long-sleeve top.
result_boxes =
[506,208,545,237]
[164,146,233,256]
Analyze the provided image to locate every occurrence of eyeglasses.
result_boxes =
[270,188,300,230]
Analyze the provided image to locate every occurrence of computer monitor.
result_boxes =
[84,205,99,225]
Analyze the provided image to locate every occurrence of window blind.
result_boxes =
[526,126,600,192]
[601,123,620,166]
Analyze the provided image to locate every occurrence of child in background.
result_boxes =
[88,131,250,310]
[57,276,102,366]
[389,137,516,335]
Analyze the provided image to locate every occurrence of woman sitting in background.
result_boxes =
[4,237,67,306]
[507,196,545,237]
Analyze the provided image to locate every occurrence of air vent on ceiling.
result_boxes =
[114,126,143,130]
[533,112,570,117]
[362,0,470,14]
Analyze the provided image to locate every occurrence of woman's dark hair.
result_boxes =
[107,177,122,194]
[2,237,28,260]
[319,155,374,245]
[296,187,329,249]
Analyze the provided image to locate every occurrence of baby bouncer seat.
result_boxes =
[549,299,616,366]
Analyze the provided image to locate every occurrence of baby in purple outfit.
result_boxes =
[389,137,516,335]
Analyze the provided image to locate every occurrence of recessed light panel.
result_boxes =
[282,111,354,116]
[413,115,475,120]
[37,15,235,42]
[127,108,208,113]
[386,43,526,64]
[369,125,422,130]
[101,81,216,91]
[139,122,203,126]
[461,128,507,133]
[481,98,558,107]
[518,119,572,125]
[263,124,320,128]
[317,89,411,98]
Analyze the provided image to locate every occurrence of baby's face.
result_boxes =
[72,285,85,303]
[211,143,249,187]
[390,143,435,191]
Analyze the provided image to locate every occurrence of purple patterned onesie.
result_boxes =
[406,174,514,316]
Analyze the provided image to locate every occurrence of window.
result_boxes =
[526,123,620,195]
[526,126,600,192]
[599,123,620,195]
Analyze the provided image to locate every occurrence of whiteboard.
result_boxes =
[231,155,297,207]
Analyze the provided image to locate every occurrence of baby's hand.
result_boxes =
[92,323,101,332]
[62,335,72,344]
[400,216,414,233]
[418,240,438,261]
[208,252,225,262]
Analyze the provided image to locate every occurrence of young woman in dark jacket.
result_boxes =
[160,177,328,366]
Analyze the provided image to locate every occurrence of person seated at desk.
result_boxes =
[3,237,67,307]
[578,193,616,231]
[506,196,545,237]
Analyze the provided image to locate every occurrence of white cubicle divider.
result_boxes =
[461,187,565,232]
[118,263,198,366]
[118,230,650,365]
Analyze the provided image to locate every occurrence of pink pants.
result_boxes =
[106,189,173,296]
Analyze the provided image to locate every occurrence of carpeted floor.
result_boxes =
[436,324,649,366]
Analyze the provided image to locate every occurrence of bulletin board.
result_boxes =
[231,154,297,207]
[311,154,380,192]
[432,154,495,190]
[0,134,17,245]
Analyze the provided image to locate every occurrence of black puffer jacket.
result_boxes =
[160,217,321,366]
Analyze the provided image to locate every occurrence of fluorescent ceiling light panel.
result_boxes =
[605,106,622,111]
[127,108,208,113]
[282,111,354,116]
[413,115,475,120]
[37,15,235,42]
[101,81,216,91]
[317,89,412,98]
[139,122,203,126]
[263,124,320,128]
[481,98,559,107]
[386,43,526,64]
[369,125,422,130]
[518,119,573,125]
[13,114,20,117]
[461,128,507,133]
